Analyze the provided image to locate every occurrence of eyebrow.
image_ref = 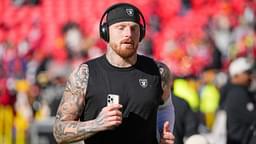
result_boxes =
[114,23,139,28]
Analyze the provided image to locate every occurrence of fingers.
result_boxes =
[160,139,174,144]
[161,121,175,144]
[105,104,122,126]
[102,104,122,121]
[162,132,175,140]
[95,104,123,131]
[102,104,122,111]
[106,110,122,117]
[163,121,170,133]
[106,116,122,126]
[106,115,122,122]
[160,132,175,144]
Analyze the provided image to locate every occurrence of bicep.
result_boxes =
[156,61,172,102]
[56,64,89,121]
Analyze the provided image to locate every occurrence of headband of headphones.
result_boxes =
[99,3,146,42]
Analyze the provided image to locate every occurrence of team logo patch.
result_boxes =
[126,8,134,16]
[139,79,148,88]
[247,102,254,111]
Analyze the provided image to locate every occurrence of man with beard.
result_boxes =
[53,3,175,144]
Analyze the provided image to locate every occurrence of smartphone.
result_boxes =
[107,94,119,106]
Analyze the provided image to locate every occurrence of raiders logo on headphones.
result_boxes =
[99,3,146,42]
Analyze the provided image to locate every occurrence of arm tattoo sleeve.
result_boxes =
[156,62,175,133]
[156,62,172,102]
[53,64,99,143]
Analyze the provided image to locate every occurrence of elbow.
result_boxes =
[53,131,65,144]
[53,135,61,144]
[55,138,63,144]
[53,123,64,144]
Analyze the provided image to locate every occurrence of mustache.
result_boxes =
[121,39,134,44]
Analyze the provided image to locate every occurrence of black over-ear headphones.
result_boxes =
[99,3,146,42]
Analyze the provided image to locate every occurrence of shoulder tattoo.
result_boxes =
[65,64,89,97]
[57,64,89,121]
[156,62,171,89]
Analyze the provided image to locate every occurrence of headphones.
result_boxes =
[99,3,146,42]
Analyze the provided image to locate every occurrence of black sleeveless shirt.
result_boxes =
[81,55,163,144]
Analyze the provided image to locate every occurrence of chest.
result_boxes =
[90,69,160,102]
[85,69,162,119]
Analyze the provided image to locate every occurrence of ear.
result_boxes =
[100,23,109,42]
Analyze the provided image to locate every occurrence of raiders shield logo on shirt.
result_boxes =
[139,79,148,88]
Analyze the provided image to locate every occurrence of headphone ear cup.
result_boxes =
[100,23,109,42]
[139,24,145,42]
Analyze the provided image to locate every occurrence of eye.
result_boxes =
[116,26,125,30]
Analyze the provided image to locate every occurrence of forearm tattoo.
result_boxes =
[53,64,98,143]
[95,113,105,125]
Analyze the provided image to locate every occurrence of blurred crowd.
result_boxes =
[0,0,256,144]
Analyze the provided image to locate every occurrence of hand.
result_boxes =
[94,104,122,131]
[160,121,175,144]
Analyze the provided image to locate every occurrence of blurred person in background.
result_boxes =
[225,57,256,144]
[62,22,85,60]
[40,59,71,116]
[172,94,199,144]
[199,67,221,131]
[172,76,200,112]
[61,22,105,67]
[164,67,198,144]
[198,67,227,144]
[53,3,174,144]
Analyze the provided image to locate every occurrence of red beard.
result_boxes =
[110,40,138,58]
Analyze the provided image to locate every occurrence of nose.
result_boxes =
[124,27,132,37]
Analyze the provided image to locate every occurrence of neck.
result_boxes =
[106,46,137,68]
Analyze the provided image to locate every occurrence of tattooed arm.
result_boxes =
[157,62,172,101]
[156,62,175,144]
[53,64,122,144]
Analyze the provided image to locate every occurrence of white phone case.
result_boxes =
[107,94,119,106]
